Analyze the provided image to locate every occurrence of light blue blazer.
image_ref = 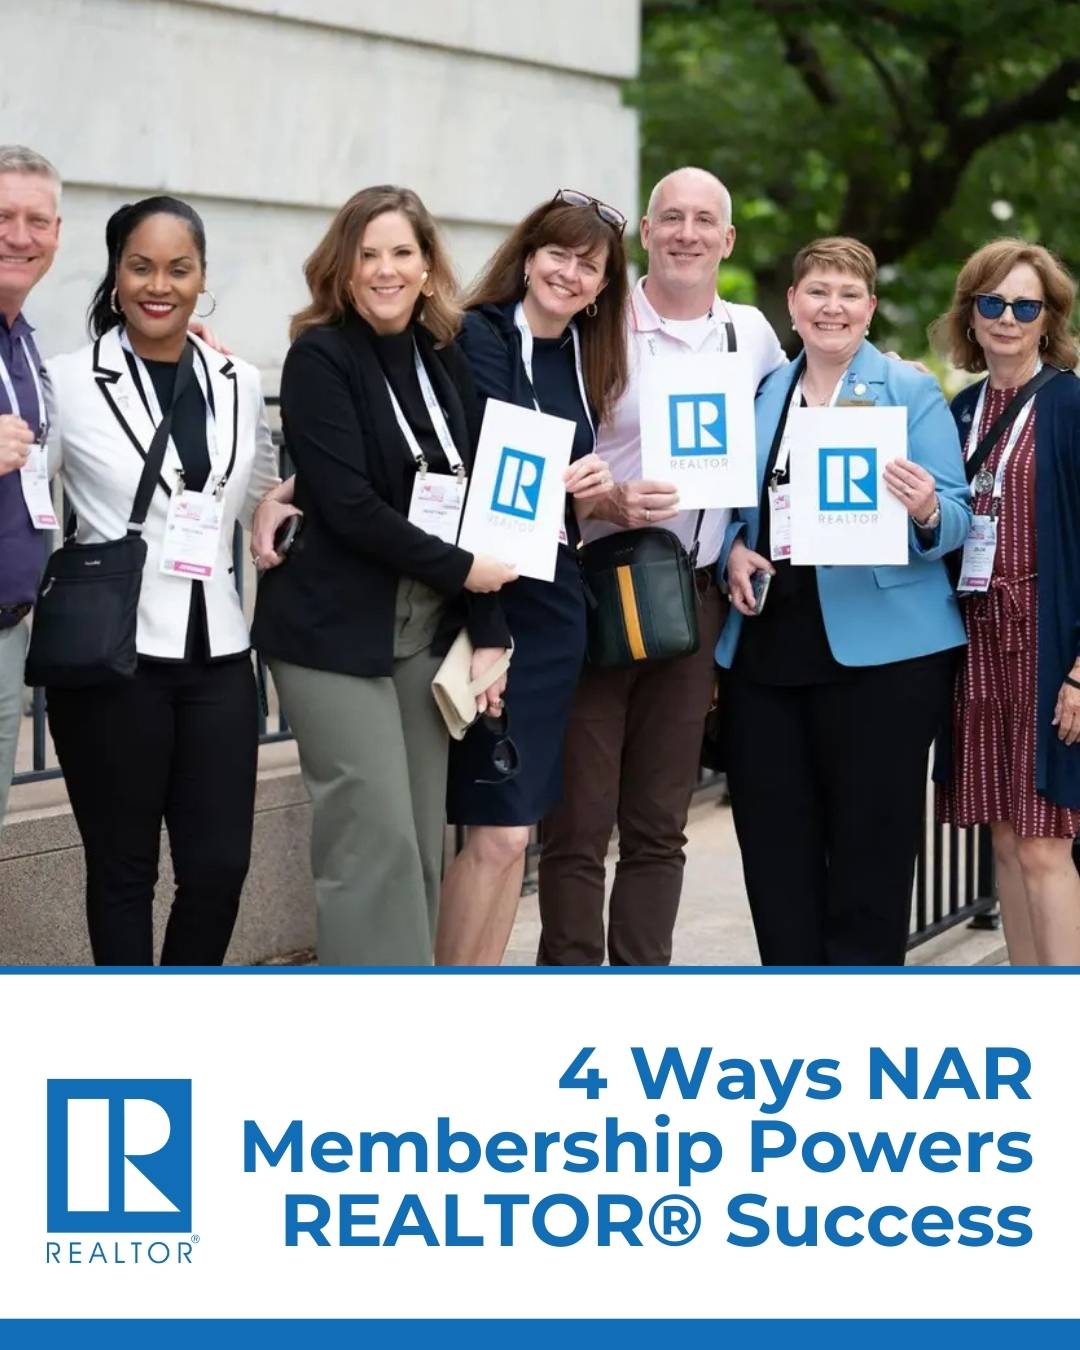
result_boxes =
[715,340,970,669]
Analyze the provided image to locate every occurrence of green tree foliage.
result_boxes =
[629,0,1080,354]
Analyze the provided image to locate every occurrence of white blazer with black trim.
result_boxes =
[46,328,278,660]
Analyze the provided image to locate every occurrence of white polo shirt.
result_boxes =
[583,276,787,567]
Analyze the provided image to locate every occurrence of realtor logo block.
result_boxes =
[819,446,878,511]
[491,446,545,520]
[47,1079,193,1233]
[669,393,727,457]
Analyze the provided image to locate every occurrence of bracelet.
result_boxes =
[1065,675,1080,690]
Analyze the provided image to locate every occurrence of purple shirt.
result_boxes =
[0,313,46,606]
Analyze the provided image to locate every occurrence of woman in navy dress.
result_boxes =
[435,191,631,965]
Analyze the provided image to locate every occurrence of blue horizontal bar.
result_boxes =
[2,1320,1077,1349]
[0,965,1076,975]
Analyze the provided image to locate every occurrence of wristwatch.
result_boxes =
[915,500,941,531]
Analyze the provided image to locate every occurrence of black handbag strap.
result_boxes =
[964,365,1061,483]
[687,314,736,564]
[126,339,196,536]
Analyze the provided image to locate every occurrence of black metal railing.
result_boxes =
[10,396,997,950]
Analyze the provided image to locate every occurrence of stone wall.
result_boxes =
[2,0,640,964]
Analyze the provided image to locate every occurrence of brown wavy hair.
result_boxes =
[290,185,460,345]
[464,199,629,424]
[931,238,1080,373]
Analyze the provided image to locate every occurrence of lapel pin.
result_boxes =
[853,382,867,397]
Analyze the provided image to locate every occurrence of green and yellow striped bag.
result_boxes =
[579,526,701,669]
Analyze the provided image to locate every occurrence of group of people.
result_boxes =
[1,143,1078,969]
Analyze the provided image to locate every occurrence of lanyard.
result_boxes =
[0,336,48,439]
[635,297,736,360]
[770,365,848,484]
[513,302,596,446]
[119,329,223,492]
[965,363,1040,505]
[384,342,465,478]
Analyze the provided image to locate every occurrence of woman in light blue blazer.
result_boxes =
[716,237,970,966]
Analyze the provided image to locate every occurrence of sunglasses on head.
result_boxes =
[552,188,627,237]
[974,293,1044,324]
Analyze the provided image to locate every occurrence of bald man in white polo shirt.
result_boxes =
[538,167,786,965]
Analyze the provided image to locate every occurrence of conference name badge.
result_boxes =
[20,444,58,530]
[161,489,224,580]
[957,515,997,594]
[768,468,792,561]
[638,351,757,510]
[409,472,466,545]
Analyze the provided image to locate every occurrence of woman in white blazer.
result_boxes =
[45,196,278,965]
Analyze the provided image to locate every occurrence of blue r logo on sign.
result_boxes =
[819,446,878,510]
[668,393,727,457]
[491,447,545,520]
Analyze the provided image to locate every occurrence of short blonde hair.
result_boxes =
[0,144,61,206]
[792,237,877,293]
[931,238,1079,373]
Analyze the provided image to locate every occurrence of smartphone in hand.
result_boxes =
[273,513,303,557]
[750,569,771,615]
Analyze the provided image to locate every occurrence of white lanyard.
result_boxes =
[513,302,596,446]
[637,300,732,361]
[965,363,1040,505]
[384,343,465,478]
[771,366,848,482]
[119,329,222,492]
[0,336,48,438]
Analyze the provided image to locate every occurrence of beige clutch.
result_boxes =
[431,630,514,740]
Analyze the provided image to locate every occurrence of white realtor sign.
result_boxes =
[639,351,757,510]
[457,398,575,583]
[788,405,909,565]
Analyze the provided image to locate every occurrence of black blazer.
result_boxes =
[252,310,508,677]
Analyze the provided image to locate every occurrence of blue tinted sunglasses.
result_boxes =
[974,293,1044,323]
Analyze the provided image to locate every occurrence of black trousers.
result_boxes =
[47,656,258,965]
[722,652,955,966]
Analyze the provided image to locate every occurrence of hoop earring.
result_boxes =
[195,289,217,319]
[523,270,530,290]
[110,287,123,316]
[966,326,976,343]
[585,302,598,318]
[1039,333,1049,351]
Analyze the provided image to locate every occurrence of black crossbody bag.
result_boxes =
[26,342,195,689]
[944,364,1062,587]
[579,319,736,669]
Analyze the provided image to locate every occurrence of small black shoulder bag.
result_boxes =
[26,341,195,688]
[578,319,737,668]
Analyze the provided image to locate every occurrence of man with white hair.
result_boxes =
[0,145,61,828]
[538,167,787,965]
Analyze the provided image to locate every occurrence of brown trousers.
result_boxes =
[538,580,726,965]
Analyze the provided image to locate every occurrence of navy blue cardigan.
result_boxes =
[947,369,1080,806]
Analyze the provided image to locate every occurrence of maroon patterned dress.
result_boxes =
[938,385,1080,837]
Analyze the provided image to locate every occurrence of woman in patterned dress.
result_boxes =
[935,240,1080,965]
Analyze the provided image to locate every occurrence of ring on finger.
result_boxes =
[645,508,651,523]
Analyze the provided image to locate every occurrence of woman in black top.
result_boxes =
[45,197,278,964]
[252,186,515,966]
[435,191,630,965]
